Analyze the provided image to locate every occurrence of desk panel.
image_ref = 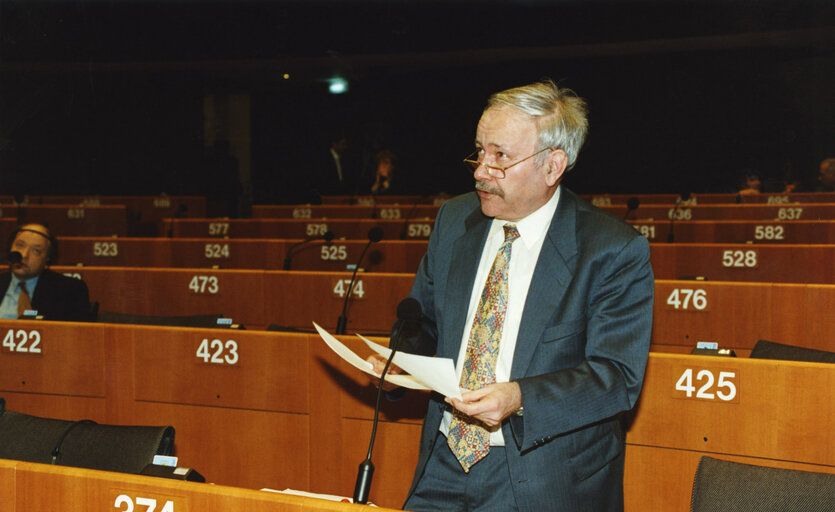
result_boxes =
[164,218,435,241]
[77,267,266,327]
[629,219,835,244]
[14,205,127,236]
[649,244,835,283]
[0,459,15,512]
[0,322,107,397]
[583,192,835,206]
[131,326,308,413]
[604,202,835,221]
[251,204,440,220]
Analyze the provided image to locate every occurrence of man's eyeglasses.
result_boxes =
[463,147,554,179]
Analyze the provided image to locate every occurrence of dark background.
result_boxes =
[1,0,834,205]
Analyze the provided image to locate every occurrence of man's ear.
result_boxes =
[544,149,568,187]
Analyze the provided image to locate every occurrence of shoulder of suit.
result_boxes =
[563,188,644,243]
[40,269,88,289]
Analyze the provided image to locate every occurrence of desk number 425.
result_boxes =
[675,368,737,401]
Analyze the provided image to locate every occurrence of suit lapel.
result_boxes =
[441,208,491,363]
[510,189,579,379]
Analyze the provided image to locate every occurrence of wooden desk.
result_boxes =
[2,459,395,511]
[163,218,435,240]
[583,192,835,206]
[629,219,835,244]
[317,195,450,206]
[52,266,835,343]
[624,354,835,510]
[652,281,835,355]
[7,204,128,236]
[649,243,835,283]
[55,238,427,273]
[2,325,832,511]
[250,204,440,220]
[604,202,835,221]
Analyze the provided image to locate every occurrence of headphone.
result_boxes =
[8,224,59,264]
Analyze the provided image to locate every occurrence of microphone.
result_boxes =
[7,251,22,264]
[336,227,383,334]
[353,297,422,504]
[283,231,335,270]
[622,197,640,220]
[666,192,691,243]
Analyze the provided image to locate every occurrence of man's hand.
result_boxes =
[366,354,406,392]
[445,382,522,428]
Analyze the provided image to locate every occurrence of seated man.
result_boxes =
[0,223,91,321]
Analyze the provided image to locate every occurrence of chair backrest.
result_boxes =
[691,456,835,511]
[750,340,835,364]
[0,407,174,474]
[98,310,223,328]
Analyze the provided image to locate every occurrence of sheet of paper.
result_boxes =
[358,334,462,400]
[312,322,429,390]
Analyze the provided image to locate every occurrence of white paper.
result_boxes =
[357,334,462,400]
[312,322,429,390]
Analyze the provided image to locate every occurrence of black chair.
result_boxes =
[0,406,174,474]
[691,456,835,511]
[750,340,835,364]
[98,311,224,328]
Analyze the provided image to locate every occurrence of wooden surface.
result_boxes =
[582,191,835,205]
[2,322,833,510]
[162,218,435,240]
[250,204,439,219]
[2,459,397,511]
[9,204,128,236]
[53,266,835,348]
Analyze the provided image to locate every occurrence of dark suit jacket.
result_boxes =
[403,188,654,512]
[0,269,92,322]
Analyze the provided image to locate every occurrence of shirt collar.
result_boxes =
[490,185,561,250]
[11,273,40,295]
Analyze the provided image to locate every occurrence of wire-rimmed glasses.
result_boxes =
[463,147,554,179]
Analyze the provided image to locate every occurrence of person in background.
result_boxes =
[737,169,762,195]
[0,223,91,321]
[817,158,835,192]
[370,149,399,195]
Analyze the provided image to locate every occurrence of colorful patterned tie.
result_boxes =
[447,223,520,472]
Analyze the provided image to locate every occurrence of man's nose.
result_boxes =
[473,162,493,181]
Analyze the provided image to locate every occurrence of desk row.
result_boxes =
[52,241,835,283]
[164,217,835,244]
[315,192,835,206]
[1,323,833,510]
[251,202,835,221]
[55,266,835,350]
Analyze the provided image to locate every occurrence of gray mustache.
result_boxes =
[475,180,504,198]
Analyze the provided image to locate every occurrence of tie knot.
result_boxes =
[503,224,520,243]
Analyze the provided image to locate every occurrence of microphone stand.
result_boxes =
[283,231,335,270]
[335,227,383,334]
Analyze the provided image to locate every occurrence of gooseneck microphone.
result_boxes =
[335,227,384,334]
[7,251,22,264]
[353,297,422,504]
[622,197,640,220]
[667,192,691,243]
[283,231,335,270]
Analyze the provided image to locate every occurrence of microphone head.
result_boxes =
[323,231,335,243]
[626,197,640,210]
[7,251,22,264]
[396,297,422,322]
[367,227,384,243]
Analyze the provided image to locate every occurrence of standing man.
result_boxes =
[376,80,654,511]
[0,223,92,321]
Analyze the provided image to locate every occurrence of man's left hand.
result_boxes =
[445,382,522,428]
